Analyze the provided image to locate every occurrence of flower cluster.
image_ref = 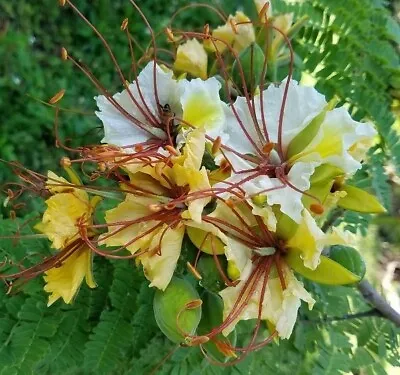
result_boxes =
[1,0,385,364]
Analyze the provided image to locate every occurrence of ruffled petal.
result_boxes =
[266,161,320,223]
[44,246,96,306]
[179,78,226,139]
[222,95,264,156]
[95,62,181,147]
[100,194,160,254]
[35,188,90,249]
[255,79,327,150]
[140,224,185,290]
[219,267,314,338]
[297,107,377,173]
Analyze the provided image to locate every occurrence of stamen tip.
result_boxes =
[61,47,68,61]
[60,156,72,168]
[310,203,324,215]
[121,18,129,31]
[49,89,66,104]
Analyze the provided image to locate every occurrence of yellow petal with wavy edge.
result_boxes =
[176,128,206,172]
[181,87,224,134]
[186,167,211,223]
[173,39,208,79]
[100,194,159,254]
[139,224,185,290]
[44,246,96,306]
[287,98,339,160]
[35,189,90,249]
[337,185,386,213]
[285,250,360,285]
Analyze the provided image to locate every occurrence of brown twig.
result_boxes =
[357,280,400,327]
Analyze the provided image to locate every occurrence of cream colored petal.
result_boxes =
[219,267,314,339]
[224,236,253,279]
[255,79,327,151]
[101,194,160,254]
[274,271,314,339]
[140,224,185,290]
[266,161,320,224]
[186,167,211,223]
[181,128,206,171]
[95,61,181,147]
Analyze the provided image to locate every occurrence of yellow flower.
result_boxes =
[35,170,97,305]
[204,11,255,54]
[102,129,211,289]
[35,171,92,249]
[173,39,208,79]
[44,245,96,306]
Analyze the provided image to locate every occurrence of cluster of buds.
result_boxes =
[1,0,385,364]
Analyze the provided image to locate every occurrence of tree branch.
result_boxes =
[357,280,400,327]
[322,209,400,327]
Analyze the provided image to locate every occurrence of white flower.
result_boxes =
[292,107,377,174]
[95,62,176,146]
[219,253,315,339]
[218,79,376,223]
[95,61,226,148]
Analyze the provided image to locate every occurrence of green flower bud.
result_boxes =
[329,245,366,281]
[154,277,202,343]
[337,185,386,214]
[197,255,227,293]
[232,43,266,93]
[198,291,237,362]
[286,249,361,285]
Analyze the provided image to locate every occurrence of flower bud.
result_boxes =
[153,277,202,343]
[173,39,208,80]
[337,185,386,213]
[197,255,227,293]
[329,245,366,281]
[197,291,237,361]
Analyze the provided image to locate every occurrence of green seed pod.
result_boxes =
[197,255,227,293]
[232,43,266,94]
[329,245,366,281]
[198,291,237,362]
[154,277,202,343]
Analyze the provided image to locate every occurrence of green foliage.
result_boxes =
[1,218,399,374]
